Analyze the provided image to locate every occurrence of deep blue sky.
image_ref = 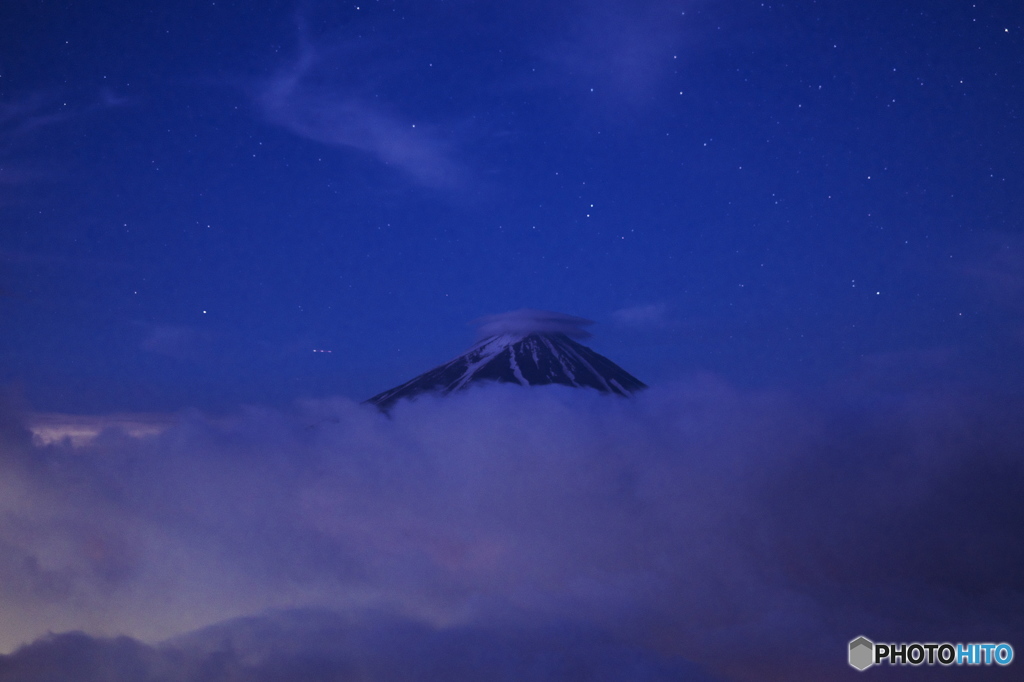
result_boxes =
[2,0,1023,412]
[2,4,1024,679]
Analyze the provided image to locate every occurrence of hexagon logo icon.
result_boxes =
[849,636,874,671]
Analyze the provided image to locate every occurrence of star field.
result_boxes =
[0,0,1022,411]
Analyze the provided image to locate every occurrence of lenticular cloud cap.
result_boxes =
[472,309,594,340]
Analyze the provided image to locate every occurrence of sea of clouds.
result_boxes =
[0,378,1021,681]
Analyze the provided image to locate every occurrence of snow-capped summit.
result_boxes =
[366,310,646,410]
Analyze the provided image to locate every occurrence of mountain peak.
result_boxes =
[366,311,646,410]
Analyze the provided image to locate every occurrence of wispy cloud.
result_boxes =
[140,325,213,361]
[535,0,691,106]
[257,41,466,191]
[0,93,75,150]
[0,93,70,201]
[1,90,130,156]
[964,234,1024,303]
[961,233,1024,342]
[0,90,131,205]
[611,302,672,328]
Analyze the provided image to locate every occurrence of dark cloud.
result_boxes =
[0,610,717,682]
[0,381,1021,680]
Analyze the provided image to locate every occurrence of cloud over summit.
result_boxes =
[472,309,594,339]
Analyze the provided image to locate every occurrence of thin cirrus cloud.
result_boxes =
[0,378,1021,681]
[0,93,73,150]
[252,1,686,193]
[256,44,466,191]
[963,234,1024,306]
[0,89,131,208]
[140,324,213,361]
[612,303,671,328]
[533,0,690,106]
[0,93,71,201]
[1,89,130,155]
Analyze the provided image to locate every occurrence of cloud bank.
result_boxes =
[0,380,1022,680]
[0,610,715,682]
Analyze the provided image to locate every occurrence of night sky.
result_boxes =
[2,0,1020,411]
[2,1,1023,680]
